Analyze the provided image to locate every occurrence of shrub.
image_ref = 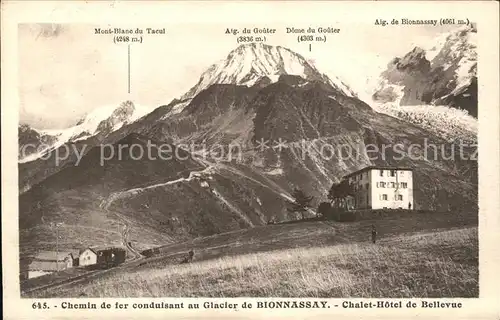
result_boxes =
[317,202,332,218]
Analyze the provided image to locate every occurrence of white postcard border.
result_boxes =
[2,1,499,319]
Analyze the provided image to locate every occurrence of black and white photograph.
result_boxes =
[15,20,481,299]
[2,2,499,318]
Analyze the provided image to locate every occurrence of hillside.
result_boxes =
[19,134,202,257]
[127,75,478,208]
[19,132,298,261]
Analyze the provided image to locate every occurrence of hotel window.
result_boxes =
[401,182,408,188]
[380,182,386,188]
[397,195,403,201]
[381,194,388,201]
[365,183,369,190]
[391,182,396,188]
[379,170,384,177]
[390,170,396,177]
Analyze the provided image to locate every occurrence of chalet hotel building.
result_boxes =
[343,166,414,210]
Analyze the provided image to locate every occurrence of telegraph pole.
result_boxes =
[51,222,63,271]
[56,226,59,271]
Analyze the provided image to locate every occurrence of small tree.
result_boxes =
[328,179,354,210]
[288,188,314,220]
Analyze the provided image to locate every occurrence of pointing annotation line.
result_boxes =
[128,44,131,94]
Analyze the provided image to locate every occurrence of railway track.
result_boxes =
[23,165,215,295]
[22,197,145,296]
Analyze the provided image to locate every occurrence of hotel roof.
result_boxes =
[342,166,414,179]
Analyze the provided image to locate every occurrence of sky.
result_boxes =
[18,23,456,129]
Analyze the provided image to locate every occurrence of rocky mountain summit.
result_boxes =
[373,25,477,117]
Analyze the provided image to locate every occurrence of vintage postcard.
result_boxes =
[2,1,499,319]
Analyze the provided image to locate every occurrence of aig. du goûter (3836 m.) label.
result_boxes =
[225,27,277,44]
[94,27,167,44]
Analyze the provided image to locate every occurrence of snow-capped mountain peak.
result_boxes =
[371,25,478,117]
[366,24,478,143]
[44,100,151,142]
[180,43,355,101]
[423,24,477,62]
[19,101,153,163]
[430,24,477,92]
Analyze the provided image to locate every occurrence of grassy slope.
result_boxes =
[32,210,478,298]
[83,228,477,298]
[138,209,477,265]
